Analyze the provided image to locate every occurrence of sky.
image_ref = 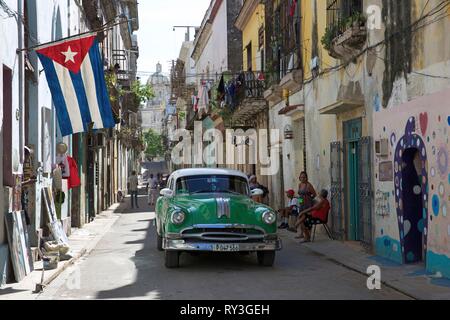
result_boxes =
[136,0,211,83]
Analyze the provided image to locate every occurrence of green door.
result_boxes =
[344,118,362,241]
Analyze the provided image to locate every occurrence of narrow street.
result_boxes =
[37,193,410,300]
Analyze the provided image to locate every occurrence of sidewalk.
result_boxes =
[0,203,123,300]
[280,228,450,300]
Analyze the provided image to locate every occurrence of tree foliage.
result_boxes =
[143,129,164,160]
[132,80,154,105]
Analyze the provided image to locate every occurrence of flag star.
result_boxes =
[61,46,78,63]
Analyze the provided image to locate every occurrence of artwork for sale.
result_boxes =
[5,211,34,282]
[42,187,68,244]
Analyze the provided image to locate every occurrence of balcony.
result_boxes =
[323,1,367,60]
[231,72,266,126]
[264,84,283,107]
[319,81,365,115]
[279,69,303,93]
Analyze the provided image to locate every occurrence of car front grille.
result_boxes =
[181,227,265,242]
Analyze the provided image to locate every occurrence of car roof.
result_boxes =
[169,168,249,181]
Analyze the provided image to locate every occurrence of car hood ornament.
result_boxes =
[216,197,231,219]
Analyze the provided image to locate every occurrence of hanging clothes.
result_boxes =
[56,154,70,178]
[217,75,225,101]
[67,156,81,189]
[197,81,210,116]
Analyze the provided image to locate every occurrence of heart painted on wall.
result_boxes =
[420,113,428,136]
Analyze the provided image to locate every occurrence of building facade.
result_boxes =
[0,0,141,285]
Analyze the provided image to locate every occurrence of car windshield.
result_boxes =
[176,175,249,196]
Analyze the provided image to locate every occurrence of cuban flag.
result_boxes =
[37,35,115,136]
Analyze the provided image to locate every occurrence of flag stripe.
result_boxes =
[52,61,86,134]
[67,66,92,132]
[89,41,115,129]
[80,53,104,129]
[37,53,74,136]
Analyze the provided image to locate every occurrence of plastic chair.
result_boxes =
[311,209,333,242]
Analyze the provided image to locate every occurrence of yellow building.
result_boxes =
[236,0,266,72]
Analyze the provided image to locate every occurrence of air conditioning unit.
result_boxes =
[375,139,389,156]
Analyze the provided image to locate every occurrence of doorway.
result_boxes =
[343,118,362,241]
[401,148,424,263]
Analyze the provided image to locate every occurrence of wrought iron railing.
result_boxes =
[236,72,266,104]
[326,0,364,38]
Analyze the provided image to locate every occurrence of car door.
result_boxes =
[157,177,173,235]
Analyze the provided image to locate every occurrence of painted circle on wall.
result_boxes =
[439,183,445,197]
[437,147,448,176]
[432,195,440,217]
[418,219,425,233]
[442,204,447,217]
[431,167,436,177]
[391,133,396,146]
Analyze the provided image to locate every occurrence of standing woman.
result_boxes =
[294,172,317,235]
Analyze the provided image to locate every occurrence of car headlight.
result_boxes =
[262,211,276,225]
[171,210,185,225]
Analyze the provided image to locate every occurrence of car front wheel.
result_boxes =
[165,250,180,268]
[257,251,275,267]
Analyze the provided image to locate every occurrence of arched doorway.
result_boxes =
[394,117,428,264]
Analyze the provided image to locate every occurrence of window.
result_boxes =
[246,42,253,71]
[175,175,249,196]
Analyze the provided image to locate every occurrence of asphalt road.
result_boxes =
[38,195,410,300]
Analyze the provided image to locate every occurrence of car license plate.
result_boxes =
[212,244,240,252]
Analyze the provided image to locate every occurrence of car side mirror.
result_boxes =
[251,188,264,197]
[160,188,173,197]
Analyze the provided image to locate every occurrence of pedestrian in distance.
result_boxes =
[148,173,159,206]
[127,171,139,209]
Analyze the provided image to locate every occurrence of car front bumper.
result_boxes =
[163,239,282,252]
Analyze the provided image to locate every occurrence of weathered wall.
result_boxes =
[372,0,450,277]
[0,0,24,244]
[226,0,243,72]
[241,3,265,72]
[196,0,229,76]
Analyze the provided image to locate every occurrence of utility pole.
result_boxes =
[172,26,198,42]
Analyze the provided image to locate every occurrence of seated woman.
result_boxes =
[294,189,330,242]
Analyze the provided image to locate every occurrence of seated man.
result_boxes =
[278,189,298,229]
[295,189,330,242]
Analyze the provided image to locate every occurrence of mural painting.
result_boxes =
[374,88,450,278]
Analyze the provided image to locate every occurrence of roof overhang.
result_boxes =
[319,99,365,115]
[235,0,260,31]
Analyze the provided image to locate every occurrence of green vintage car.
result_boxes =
[155,168,282,268]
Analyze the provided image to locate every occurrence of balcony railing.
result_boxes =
[236,72,266,103]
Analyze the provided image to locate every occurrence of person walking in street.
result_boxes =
[148,173,159,206]
[127,171,139,209]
